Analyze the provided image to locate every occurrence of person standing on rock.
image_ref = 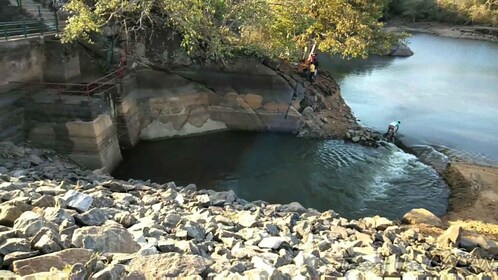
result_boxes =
[386,121,401,137]
[309,62,317,82]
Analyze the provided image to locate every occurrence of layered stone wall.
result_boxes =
[128,66,302,141]
[23,94,122,172]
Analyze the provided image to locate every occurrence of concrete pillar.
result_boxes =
[43,39,81,82]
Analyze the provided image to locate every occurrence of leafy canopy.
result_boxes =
[61,0,404,61]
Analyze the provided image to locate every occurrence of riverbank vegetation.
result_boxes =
[61,0,404,62]
[387,0,498,27]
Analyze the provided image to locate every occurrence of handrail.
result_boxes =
[8,66,126,99]
[1,18,58,41]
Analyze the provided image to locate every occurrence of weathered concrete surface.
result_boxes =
[0,38,45,86]
[129,69,301,140]
[42,39,81,83]
[65,114,122,172]
[0,92,24,142]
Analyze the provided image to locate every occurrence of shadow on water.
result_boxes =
[318,53,398,81]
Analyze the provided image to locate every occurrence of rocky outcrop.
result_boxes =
[389,43,414,57]
[0,142,497,279]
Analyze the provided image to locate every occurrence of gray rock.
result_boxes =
[32,195,56,208]
[12,248,94,276]
[0,238,30,255]
[279,202,307,214]
[0,205,24,226]
[352,136,361,142]
[114,212,137,228]
[63,190,93,212]
[183,221,205,241]
[258,237,286,250]
[44,207,75,227]
[13,211,58,237]
[35,186,66,196]
[237,211,259,228]
[127,253,207,278]
[390,43,414,57]
[29,154,43,165]
[437,225,462,248]
[75,208,108,226]
[3,251,39,266]
[91,264,126,280]
[102,180,135,192]
[31,228,63,254]
[302,106,314,117]
[72,223,140,253]
[265,224,280,236]
[0,230,20,243]
[243,268,271,279]
[209,190,237,206]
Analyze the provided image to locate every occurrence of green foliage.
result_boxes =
[61,0,404,61]
[388,0,498,26]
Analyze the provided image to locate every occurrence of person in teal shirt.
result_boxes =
[387,121,401,136]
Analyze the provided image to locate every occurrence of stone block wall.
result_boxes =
[24,96,122,172]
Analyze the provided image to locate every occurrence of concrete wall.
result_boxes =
[126,69,302,141]
[0,38,45,86]
[24,94,122,172]
[0,93,24,142]
[42,39,81,83]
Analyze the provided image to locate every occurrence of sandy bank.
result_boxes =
[443,163,498,238]
[386,21,498,43]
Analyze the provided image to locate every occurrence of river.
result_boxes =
[113,34,498,220]
[323,33,498,165]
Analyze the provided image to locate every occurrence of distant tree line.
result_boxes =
[386,0,498,27]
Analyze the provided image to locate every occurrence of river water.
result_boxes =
[113,34,498,220]
[323,33,498,165]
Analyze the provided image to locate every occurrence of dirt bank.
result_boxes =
[442,163,498,238]
[386,21,498,42]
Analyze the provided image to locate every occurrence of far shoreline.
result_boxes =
[385,20,498,43]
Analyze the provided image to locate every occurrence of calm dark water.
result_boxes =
[322,33,498,165]
[114,132,448,220]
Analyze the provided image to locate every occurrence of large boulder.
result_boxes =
[0,201,31,226]
[401,208,442,227]
[72,223,140,253]
[127,253,207,278]
[389,43,414,57]
[13,211,58,237]
[12,248,94,276]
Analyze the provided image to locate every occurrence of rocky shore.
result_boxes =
[0,142,497,279]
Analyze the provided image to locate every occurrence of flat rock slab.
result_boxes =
[12,248,94,276]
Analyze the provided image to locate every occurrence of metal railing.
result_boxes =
[0,19,57,41]
[9,67,126,100]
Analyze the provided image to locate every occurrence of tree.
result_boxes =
[61,0,405,61]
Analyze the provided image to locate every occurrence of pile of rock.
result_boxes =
[345,129,382,147]
[0,142,496,279]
